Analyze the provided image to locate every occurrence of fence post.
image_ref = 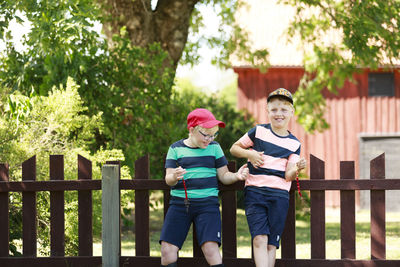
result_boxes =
[370,153,385,259]
[221,161,238,259]
[310,154,326,259]
[135,155,150,256]
[22,156,37,257]
[50,155,65,256]
[78,155,93,256]
[340,161,355,259]
[0,163,9,256]
[102,164,120,267]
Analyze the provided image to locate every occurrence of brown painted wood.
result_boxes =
[1,178,400,193]
[0,163,9,256]
[221,161,237,258]
[78,155,93,256]
[22,156,37,257]
[135,155,150,256]
[0,257,399,267]
[310,154,326,259]
[282,189,296,259]
[163,190,170,219]
[50,155,65,256]
[370,153,386,259]
[0,180,101,192]
[1,154,398,266]
[0,256,102,266]
[340,161,355,259]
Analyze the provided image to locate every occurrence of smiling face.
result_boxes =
[267,97,294,135]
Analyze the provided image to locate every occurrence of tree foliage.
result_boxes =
[1,78,131,255]
[283,0,400,132]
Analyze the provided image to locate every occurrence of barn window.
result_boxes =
[368,73,394,96]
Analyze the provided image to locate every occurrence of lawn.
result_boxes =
[94,199,400,260]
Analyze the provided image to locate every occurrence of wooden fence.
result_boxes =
[0,153,399,266]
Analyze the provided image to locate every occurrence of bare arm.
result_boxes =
[230,140,264,168]
[285,158,307,182]
[165,166,186,186]
[217,165,249,185]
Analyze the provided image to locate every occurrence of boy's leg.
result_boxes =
[201,241,222,265]
[193,204,222,265]
[160,241,179,265]
[160,204,192,265]
[267,244,277,267]
[253,235,269,267]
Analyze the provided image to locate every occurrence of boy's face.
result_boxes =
[189,125,219,149]
[267,98,294,132]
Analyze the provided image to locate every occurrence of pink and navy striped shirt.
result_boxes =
[238,124,301,193]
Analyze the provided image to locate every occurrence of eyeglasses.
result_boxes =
[198,129,219,141]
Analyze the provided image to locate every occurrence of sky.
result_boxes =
[175,4,237,93]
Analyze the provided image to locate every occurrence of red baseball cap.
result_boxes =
[187,108,226,129]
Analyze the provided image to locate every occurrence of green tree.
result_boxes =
[283,0,400,132]
[2,0,399,133]
[1,78,130,255]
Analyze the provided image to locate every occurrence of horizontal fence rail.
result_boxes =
[0,153,399,267]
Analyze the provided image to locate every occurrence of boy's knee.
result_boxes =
[161,262,177,267]
[253,235,268,247]
[201,241,219,256]
[161,241,179,264]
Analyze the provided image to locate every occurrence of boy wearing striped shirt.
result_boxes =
[160,108,249,267]
[230,88,307,267]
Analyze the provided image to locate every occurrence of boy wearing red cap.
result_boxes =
[160,108,249,267]
[230,88,307,267]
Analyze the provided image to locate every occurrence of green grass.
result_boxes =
[94,206,400,260]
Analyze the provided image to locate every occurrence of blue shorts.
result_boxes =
[244,187,289,248]
[159,203,222,249]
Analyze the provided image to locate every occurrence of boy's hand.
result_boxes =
[173,166,187,182]
[236,164,249,181]
[296,158,307,172]
[248,150,264,168]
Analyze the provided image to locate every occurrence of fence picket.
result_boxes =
[221,161,238,258]
[0,163,9,256]
[78,154,93,256]
[135,155,150,256]
[340,161,356,259]
[22,156,37,257]
[310,154,326,259]
[50,154,65,256]
[282,189,296,258]
[370,153,386,259]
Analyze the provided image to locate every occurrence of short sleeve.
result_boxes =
[288,145,301,163]
[165,146,177,168]
[214,143,228,168]
[239,127,256,148]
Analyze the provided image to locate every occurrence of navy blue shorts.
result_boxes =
[159,203,221,249]
[244,188,289,248]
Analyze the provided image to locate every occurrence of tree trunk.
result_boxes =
[99,0,200,71]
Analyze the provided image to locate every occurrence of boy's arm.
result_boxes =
[217,164,249,185]
[230,141,264,168]
[165,166,186,186]
[285,158,307,182]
